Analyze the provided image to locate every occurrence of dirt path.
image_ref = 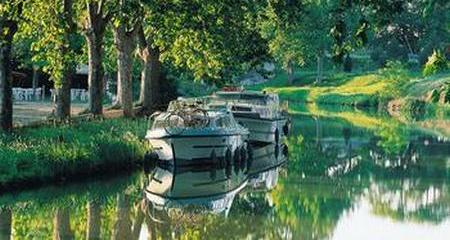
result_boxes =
[13,102,87,127]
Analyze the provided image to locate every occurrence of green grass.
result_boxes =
[254,71,388,107]
[254,68,450,108]
[0,118,150,189]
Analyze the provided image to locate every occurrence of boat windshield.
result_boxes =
[152,112,212,130]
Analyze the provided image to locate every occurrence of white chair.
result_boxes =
[34,88,42,101]
[25,89,34,101]
[15,88,25,101]
[80,90,88,102]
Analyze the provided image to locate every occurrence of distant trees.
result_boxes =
[260,0,332,85]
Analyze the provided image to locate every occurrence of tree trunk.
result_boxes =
[53,208,74,240]
[32,66,39,100]
[286,60,294,85]
[54,0,75,119]
[0,20,18,132]
[137,27,162,113]
[316,54,323,84]
[112,194,132,240]
[86,37,104,115]
[0,209,12,240]
[55,72,73,119]
[144,213,156,240]
[343,54,352,72]
[149,47,161,109]
[113,25,135,117]
[84,2,110,115]
[131,200,146,240]
[86,200,101,240]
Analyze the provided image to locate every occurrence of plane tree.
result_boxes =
[0,0,22,131]
[20,0,82,119]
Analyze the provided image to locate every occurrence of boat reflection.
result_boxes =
[144,143,287,222]
[145,164,248,218]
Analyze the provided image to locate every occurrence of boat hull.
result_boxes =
[235,116,288,143]
[147,133,248,162]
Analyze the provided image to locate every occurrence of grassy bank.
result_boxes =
[0,118,150,190]
[250,67,450,110]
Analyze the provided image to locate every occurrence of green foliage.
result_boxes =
[400,98,427,121]
[0,118,149,187]
[17,0,83,87]
[140,0,268,82]
[378,60,410,98]
[423,50,448,77]
[260,0,331,71]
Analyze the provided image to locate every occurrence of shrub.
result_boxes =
[378,60,410,98]
[423,50,448,76]
[401,98,427,121]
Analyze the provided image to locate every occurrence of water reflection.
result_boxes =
[145,164,248,217]
[1,111,450,239]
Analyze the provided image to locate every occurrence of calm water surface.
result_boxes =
[1,109,449,240]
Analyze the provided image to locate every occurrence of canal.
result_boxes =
[1,106,449,239]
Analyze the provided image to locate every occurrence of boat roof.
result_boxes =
[215,90,270,98]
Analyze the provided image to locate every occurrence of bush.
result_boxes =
[423,50,448,76]
[378,60,410,98]
[401,98,427,121]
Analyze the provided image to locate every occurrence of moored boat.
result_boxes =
[145,99,250,163]
[210,89,290,143]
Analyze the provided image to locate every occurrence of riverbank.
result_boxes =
[0,118,150,190]
[249,68,450,113]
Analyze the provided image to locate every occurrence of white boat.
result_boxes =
[146,100,249,162]
[210,90,290,143]
[145,164,248,217]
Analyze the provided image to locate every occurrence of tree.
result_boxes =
[83,0,114,115]
[136,24,161,113]
[260,0,331,85]
[0,0,22,132]
[22,0,80,119]
[330,0,370,72]
[305,1,333,84]
[261,1,304,85]
[112,0,140,117]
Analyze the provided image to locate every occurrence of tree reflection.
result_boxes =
[86,199,101,240]
[112,193,132,240]
[53,208,73,240]
[0,208,12,240]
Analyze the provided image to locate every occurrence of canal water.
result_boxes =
[1,107,449,240]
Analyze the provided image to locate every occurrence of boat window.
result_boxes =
[231,106,252,112]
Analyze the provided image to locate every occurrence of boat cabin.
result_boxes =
[151,110,238,131]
